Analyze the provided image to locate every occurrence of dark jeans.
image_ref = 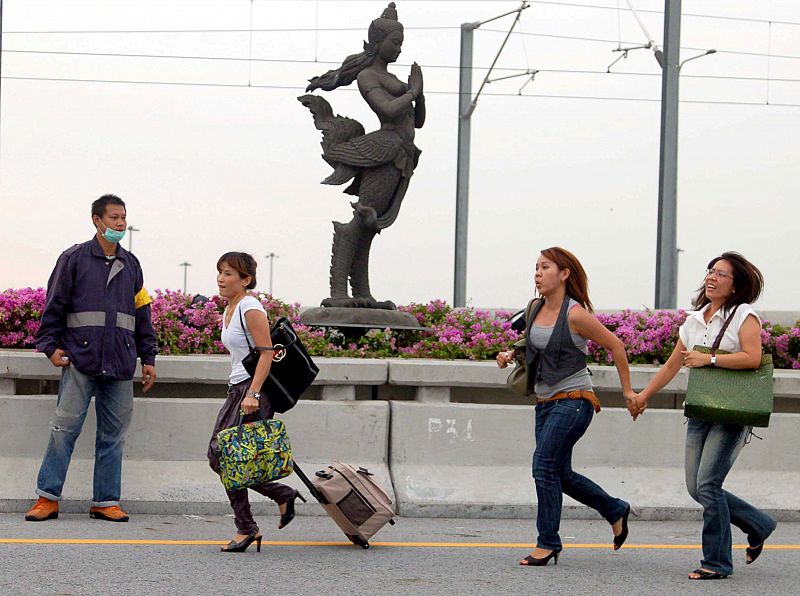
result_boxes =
[208,379,296,535]
[685,418,777,575]
[533,398,628,551]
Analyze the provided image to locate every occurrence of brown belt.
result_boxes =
[537,390,601,413]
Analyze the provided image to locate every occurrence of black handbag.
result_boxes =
[238,308,319,413]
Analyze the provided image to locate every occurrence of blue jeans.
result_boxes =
[36,366,134,507]
[685,418,777,575]
[533,398,629,550]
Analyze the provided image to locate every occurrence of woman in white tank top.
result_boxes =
[206,252,303,553]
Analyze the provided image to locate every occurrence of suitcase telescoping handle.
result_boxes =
[291,460,328,505]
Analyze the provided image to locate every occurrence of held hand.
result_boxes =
[624,391,640,420]
[408,62,423,97]
[496,350,514,369]
[635,395,648,416]
[49,349,70,368]
[681,350,712,369]
[141,364,157,393]
[241,396,260,415]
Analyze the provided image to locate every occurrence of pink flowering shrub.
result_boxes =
[151,290,303,355]
[397,302,520,360]
[0,288,45,348]
[1,288,799,367]
[588,309,688,365]
[761,321,800,369]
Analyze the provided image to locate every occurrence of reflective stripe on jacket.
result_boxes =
[36,237,158,380]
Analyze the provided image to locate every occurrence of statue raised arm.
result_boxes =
[298,2,424,309]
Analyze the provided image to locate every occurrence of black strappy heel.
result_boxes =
[613,504,631,550]
[278,491,307,530]
[746,542,765,565]
[519,549,560,566]
[220,530,262,553]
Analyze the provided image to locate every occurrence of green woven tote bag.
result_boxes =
[684,346,774,428]
[216,417,294,490]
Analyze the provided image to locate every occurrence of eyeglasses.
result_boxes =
[706,268,732,280]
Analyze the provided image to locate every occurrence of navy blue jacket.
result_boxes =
[36,237,158,380]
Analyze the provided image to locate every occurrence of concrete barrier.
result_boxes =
[389,401,800,520]
[0,396,391,516]
[0,351,389,402]
[3,351,800,410]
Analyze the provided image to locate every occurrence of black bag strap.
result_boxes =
[237,305,282,352]
[524,298,540,338]
[710,304,740,354]
[513,298,540,359]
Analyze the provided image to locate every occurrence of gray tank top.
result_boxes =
[529,299,592,398]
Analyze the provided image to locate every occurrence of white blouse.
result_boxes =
[678,303,760,354]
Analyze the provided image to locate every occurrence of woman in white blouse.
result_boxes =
[635,252,777,580]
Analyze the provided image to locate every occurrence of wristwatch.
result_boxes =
[245,390,261,400]
[710,354,717,366]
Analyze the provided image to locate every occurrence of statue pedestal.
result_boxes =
[300,307,423,330]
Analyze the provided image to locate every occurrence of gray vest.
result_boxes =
[525,295,589,389]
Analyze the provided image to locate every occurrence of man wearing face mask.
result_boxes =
[25,194,158,523]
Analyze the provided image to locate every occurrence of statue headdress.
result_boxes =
[306,3,403,93]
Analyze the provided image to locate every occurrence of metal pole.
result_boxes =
[126,225,139,252]
[655,0,681,309]
[265,252,278,296]
[1,0,4,156]
[454,24,474,307]
[179,262,191,293]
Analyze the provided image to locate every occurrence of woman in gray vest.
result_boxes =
[497,247,639,566]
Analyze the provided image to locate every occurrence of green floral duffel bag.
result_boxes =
[216,417,293,490]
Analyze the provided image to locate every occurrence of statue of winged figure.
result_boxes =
[298,2,424,309]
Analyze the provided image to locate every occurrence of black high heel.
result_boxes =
[220,530,262,553]
[278,491,307,530]
[519,550,560,566]
[613,504,631,550]
[746,542,764,565]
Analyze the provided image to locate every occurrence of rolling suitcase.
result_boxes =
[293,461,395,548]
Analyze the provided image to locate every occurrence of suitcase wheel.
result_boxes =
[347,534,370,549]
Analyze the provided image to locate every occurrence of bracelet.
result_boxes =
[245,390,261,400]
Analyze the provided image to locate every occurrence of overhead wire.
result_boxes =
[4,74,800,108]
[2,3,798,106]
[4,48,800,85]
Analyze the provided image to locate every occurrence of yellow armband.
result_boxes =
[134,287,152,309]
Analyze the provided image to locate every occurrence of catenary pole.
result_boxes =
[454,2,529,307]
[654,0,681,309]
[454,23,474,308]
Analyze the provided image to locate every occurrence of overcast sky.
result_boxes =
[1,0,798,311]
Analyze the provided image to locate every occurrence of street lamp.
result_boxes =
[179,261,191,294]
[126,225,140,252]
[679,48,716,70]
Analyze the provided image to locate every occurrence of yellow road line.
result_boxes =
[0,538,798,549]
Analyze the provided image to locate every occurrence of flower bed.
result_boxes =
[1,288,798,368]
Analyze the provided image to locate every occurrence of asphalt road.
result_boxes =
[1,513,797,595]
